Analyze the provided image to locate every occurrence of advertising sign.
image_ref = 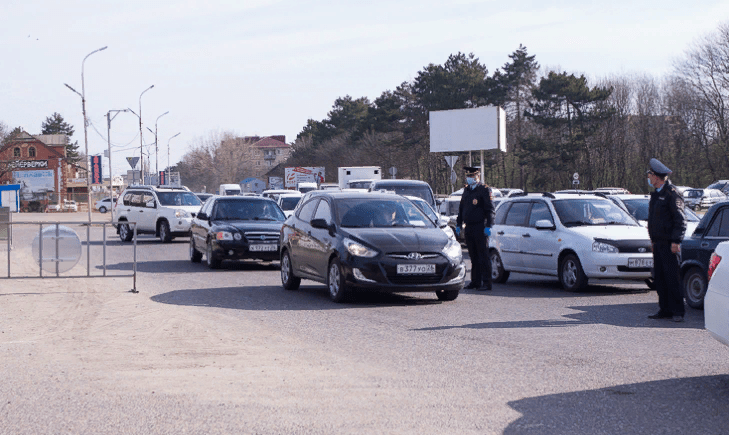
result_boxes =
[284,167,325,188]
[9,160,48,169]
[159,171,166,185]
[268,176,284,189]
[13,170,55,200]
[90,155,102,184]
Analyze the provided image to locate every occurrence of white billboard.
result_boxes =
[13,170,55,201]
[285,167,325,188]
[429,106,506,153]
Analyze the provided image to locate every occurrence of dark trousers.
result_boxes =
[465,223,492,286]
[652,241,685,316]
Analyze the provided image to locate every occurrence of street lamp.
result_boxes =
[138,85,154,184]
[167,132,181,185]
[106,109,131,220]
[64,45,107,223]
[152,111,169,177]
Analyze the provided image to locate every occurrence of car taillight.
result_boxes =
[708,253,722,281]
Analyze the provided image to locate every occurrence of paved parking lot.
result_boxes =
[1,213,728,434]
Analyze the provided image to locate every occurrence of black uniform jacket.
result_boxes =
[457,184,494,228]
[647,182,686,244]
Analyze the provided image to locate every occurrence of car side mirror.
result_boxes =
[535,219,556,230]
[310,218,329,229]
[197,212,208,220]
[438,217,449,228]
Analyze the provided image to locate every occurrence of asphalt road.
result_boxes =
[1,213,728,434]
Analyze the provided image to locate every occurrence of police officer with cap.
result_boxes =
[646,158,687,322]
[456,166,494,290]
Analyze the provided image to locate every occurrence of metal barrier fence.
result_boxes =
[1,220,139,293]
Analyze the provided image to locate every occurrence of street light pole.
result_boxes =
[167,132,180,186]
[106,109,129,220]
[64,45,107,223]
[153,111,169,178]
[138,85,154,184]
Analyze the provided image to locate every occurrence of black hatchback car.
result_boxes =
[189,196,286,269]
[279,192,466,302]
[680,201,729,308]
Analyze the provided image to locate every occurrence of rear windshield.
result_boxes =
[347,181,372,189]
[280,196,301,211]
[156,191,202,206]
[685,190,703,198]
[372,183,434,206]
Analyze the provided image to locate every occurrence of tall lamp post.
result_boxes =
[64,45,107,222]
[106,109,130,220]
[154,111,169,177]
[167,132,180,186]
[138,85,154,184]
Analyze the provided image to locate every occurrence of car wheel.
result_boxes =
[280,250,301,290]
[559,253,587,291]
[99,206,107,213]
[190,238,202,263]
[206,241,221,269]
[159,220,172,243]
[683,267,707,309]
[119,222,133,242]
[327,258,349,303]
[436,289,459,301]
[490,250,510,284]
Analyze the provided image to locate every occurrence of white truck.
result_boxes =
[338,166,382,189]
[219,184,241,196]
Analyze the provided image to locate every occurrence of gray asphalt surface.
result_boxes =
[1,213,728,434]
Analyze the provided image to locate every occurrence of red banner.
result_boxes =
[90,155,102,184]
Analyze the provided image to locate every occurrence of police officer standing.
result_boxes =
[456,166,494,290]
[646,158,687,322]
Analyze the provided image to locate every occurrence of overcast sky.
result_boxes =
[2,0,728,178]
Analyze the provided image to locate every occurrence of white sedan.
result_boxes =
[94,197,116,213]
[704,241,729,347]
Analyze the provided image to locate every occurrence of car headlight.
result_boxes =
[216,231,234,241]
[343,238,378,258]
[175,209,191,218]
[443,226,456,240]
[442,239,463,263]
[592,241,619,253]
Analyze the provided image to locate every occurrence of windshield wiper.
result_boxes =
[253,217,278,221]
[561,220,591,227]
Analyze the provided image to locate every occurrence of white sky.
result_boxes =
[2,0,728,178]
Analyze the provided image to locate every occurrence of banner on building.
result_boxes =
[159,171,166,185]
[268,176,284,189]
[90,155,102,184]
[12,170,55,201]
[8,160,48,169]
[284,167,324,188]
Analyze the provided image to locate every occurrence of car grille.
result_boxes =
[597,239,652,254]
[617,266,652,272]
[388,275,443,285]
[387,252,441,260]
[243,231,279,243]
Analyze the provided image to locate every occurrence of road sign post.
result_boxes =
[389,166,397,179]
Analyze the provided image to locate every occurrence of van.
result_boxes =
[219,184,241,196]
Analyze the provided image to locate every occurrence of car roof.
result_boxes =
[608,194,650,199]
[371,179,430,186]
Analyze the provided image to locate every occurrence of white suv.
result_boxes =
[489,192,653,291]
[113,185,203,242]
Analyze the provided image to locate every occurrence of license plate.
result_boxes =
[249,244,277,252]
[628,258,653,268]
[397,264,435,274]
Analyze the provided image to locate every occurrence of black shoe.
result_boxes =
[465,282,481,289]
[478,284,492,291]
[648,311,672,319]
[672,315,684,323]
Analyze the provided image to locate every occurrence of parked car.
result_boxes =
[489,193,653,291]
[594,187,630,195]
[451,187,503,199]
[190,196,285,269]
[699,189,727,210]
[50,199,79,212]
[94,197,116,213]
[706,180,729,195]
[279,191,466,302]
[261,189,293,202]
[113,185,202,243]
[680,201,729,309]
[684,189,704,210]
[607,194,700,239]
[194,193,213,204]
[704,240,729,347]
[319,183,341,191]
[277,192,303,218]
[368,179,437,210]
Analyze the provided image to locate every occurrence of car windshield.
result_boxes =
[347,181,371,189]
[213,199,285,221]
[336,198,435,228]
[552,198,639,227]
[707,182,727,190]
[280,196,301,211]
[621,199,650,221]
[156,191,202,206]
[685,189,703,198]
[372,183,434,206]
[410,198,438,223]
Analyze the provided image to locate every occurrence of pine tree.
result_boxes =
[41,112,80,163]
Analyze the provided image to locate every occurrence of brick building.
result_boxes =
[243,135,291,178]
[0,131,74,211]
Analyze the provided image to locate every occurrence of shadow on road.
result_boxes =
[98,259,279,273]
[504,375,729,434]
[414,302,704,330]
[151,285,443,310]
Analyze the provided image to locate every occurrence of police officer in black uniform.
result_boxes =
[456,166,494,290]
[646,158,687,322]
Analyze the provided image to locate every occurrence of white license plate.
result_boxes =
[397,264,436,274]
[249,244,277,252]
[628,258,653,268]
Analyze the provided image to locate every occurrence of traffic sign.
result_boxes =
[573,180,580,185]
[389,166,397,176]
[573,172,579,180]
[126,157,140,169]
[444,156,459,167]
[450,169,457,185]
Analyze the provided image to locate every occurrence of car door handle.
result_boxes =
[701,242,709,248]
[139,210,144,213]
[497,231,505,235]
[522,233,531,238]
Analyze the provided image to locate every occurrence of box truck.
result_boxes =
[338,166,381,189]
[219,184,241,196]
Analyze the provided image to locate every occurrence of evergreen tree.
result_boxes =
[41,112,80,163]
